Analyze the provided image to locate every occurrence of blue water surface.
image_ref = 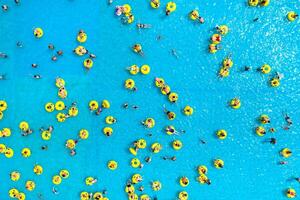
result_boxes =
[1,0,300,199]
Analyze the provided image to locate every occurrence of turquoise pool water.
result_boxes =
[1,0,300,199]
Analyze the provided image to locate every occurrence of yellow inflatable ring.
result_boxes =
[10,171,21,181]
[33,165,43,175]
[0,100,8,111]
[172,140,183,150]
[189,10,199,20]
[66,139,76,149]
[161,85,171,95]
[198,165,208,174]
[169,92,179,103]
[140,194,150,200]
[56,113,66,122]
[144,118,155,128]
[260,0,270,7]
[129,147,137,156]
[255,126,266,136]
[58,88,68,99]
[140,65,150,75]
[74,45,87,56]
[286,188,297,198]
[125,79,135,89]
[223,58,233,68]
[155,77,165,88]
[219,67,230,77]
[287,12,298,22]
[132,44,142,54]
[260,114,270,124]
[52,175,62,185]
[85,177,96,186]
[1,128,11,137]
[9,188,19,198]
[166,2,176,14]
[105,116,116,124]
[83,58,93,69]
[45,102,55,112]
[17,192,26,200]
[197,174,208,184]
[131,173,142,184]
[179,177,189,187]
[183,105,193,116]
[41,130,51,140]
[150,0,160,8]
[93,192,103,199]
[248,0,259,6]
[230,98,241,109]
[33,28,43,38]
[25,180,36,191]
[89,100,99,111]
[55,77,65,88]
[214,159,224,169]
[270,78,280,87]
[151,142,162,153]
[122,4,131,14]
[68,106,78,116]
[19,121,29,131]
[218,25,229,35]
[281,148,292,158]
[125,183,135,194]
[103,127,113,136]
[125,13,135,24]
[59,169,70,179]
[128,64,139,75]
[152,181,162,191]
[217,129,227,140]
[0,111,3,120]
[79,129,89,139]
[0,143,6,153]
[178,191,188,200]
[55,101,65,111]
[107,160,118,170]
[77,32,87,43]
[80,191,90,200]
[102,100,110,108]
[136,139,147,149]
[261,64,271,74]
[211,34,222,44]
[5,147,14,158]
[21,148,31,158]
[131,158,141,168]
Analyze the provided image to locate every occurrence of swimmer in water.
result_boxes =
[276,72,284,80]
[0,74,7,80]
[244,66,251,71]
[283,112,293,126]
[136,23,152,29]
[22,128,33,136]
[16,41,23,47]
[171,49,179,59]
[279,161,288,165]
[132,105,139,109]
[108,0,113,5]
[15,0,20,5]
[41,145,48,150]
[0,52,8,58]
[264,138,276,144]
[145,156,152,163]
[32,63,38,68]
[200,139,206,144]
[162,156,176,161]
[89,53,96,59]
[123,103,129,109]
[2,5,8,11]
[33,74,42,79]
[70,149,76,156]
[52,186,59,195]
[253,17,259,22]
[156,35,163,40]
[48,44,55,50]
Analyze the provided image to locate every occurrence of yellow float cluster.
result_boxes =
[154,77,179,103]
[115,4,135,24]
[52,169,70,185]
[80,191,110,200]
[56,77,68,99]
[219,57,233,78]
[197,165,210,185]
[0,143,14,158]
[9,188,26,200]
[209,25,228,53]
[248,0,270,7]
[255,114,271,137]
[0,100,8,120]
[127,64,151,75]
